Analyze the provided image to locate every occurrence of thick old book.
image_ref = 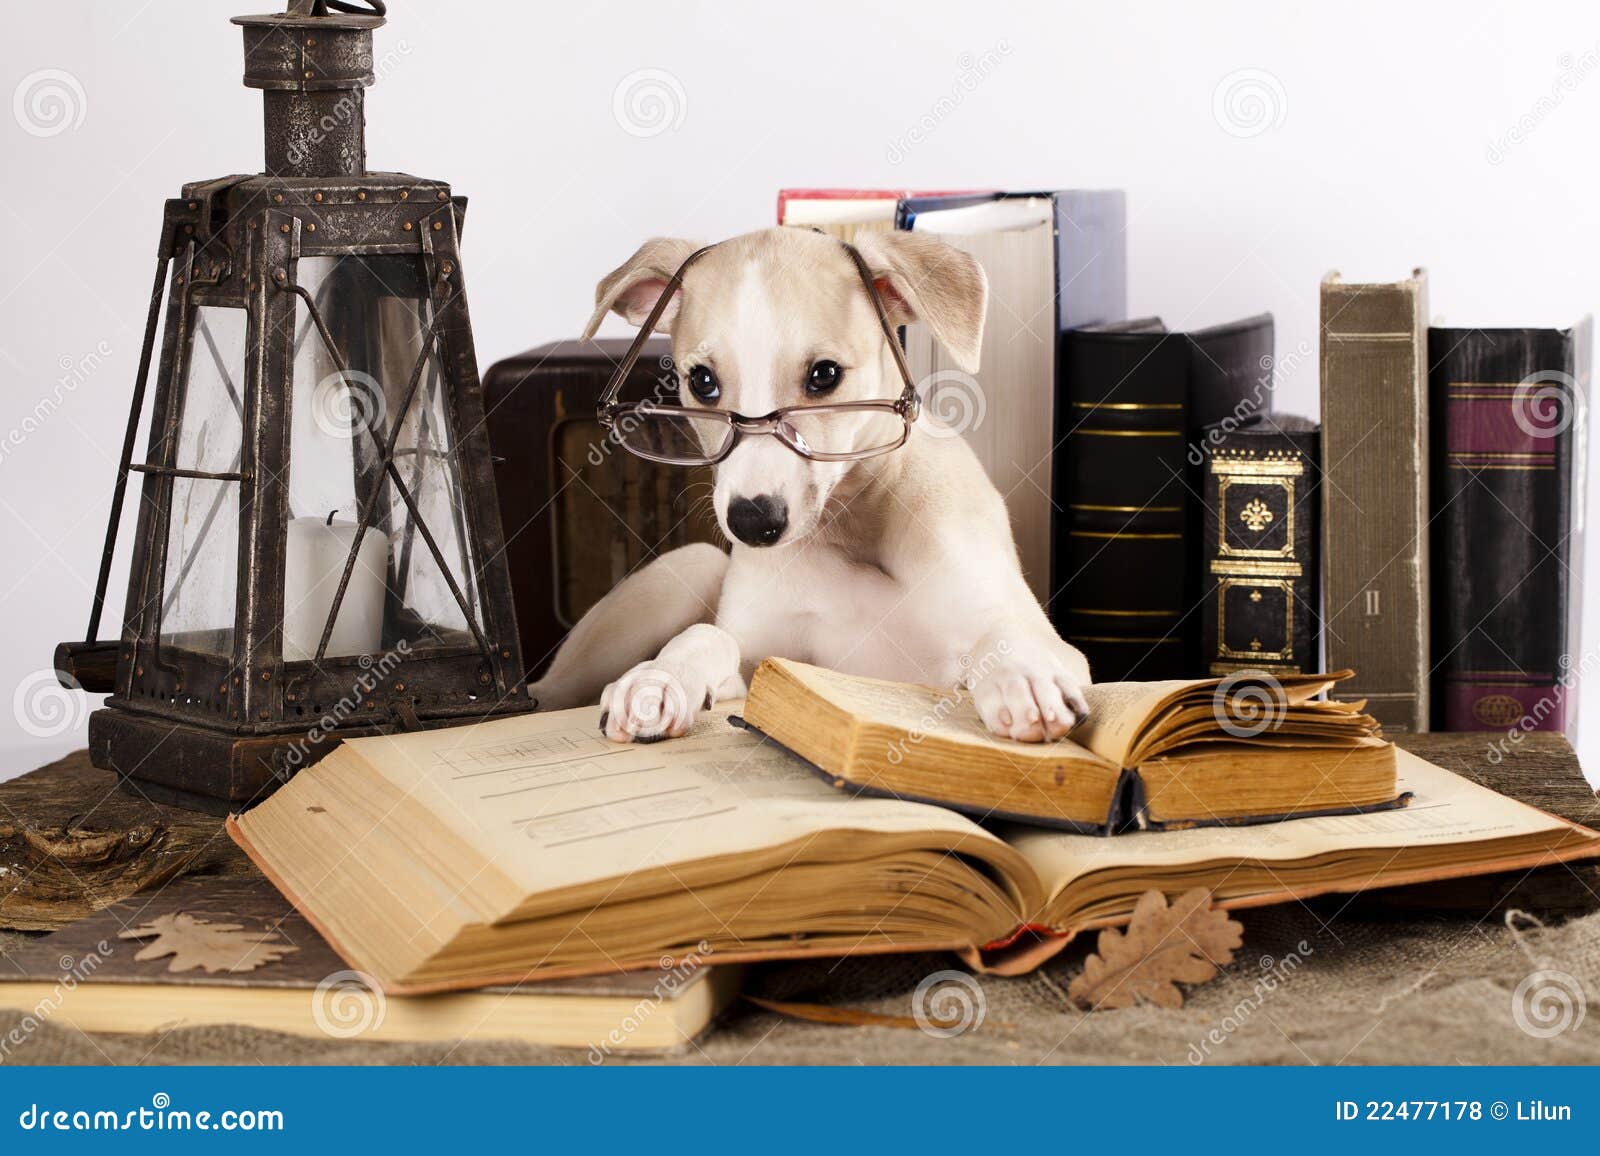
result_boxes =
[1320,270,1431,732]
[896,190,1128,606]
[1199,414,1321,676]
[736,657,1397,829]
[1428,319,1592,733]
[482,338,722,679]
[0,875,736,1051]
[229,701,1600,990]
[1060,314,1274,681]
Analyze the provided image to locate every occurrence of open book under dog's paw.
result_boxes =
[531,226,1092,744]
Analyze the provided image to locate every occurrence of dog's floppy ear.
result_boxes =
[852,230,987,373]
[583,237,704,340]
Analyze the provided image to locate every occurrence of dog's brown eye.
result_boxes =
[686,365,720,403]
[806,360,843,394]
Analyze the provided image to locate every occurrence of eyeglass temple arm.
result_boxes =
[837,242,920,413]
[596,244,716,420]
[595,238,920,419]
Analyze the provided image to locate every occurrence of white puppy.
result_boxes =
[531,226,1092,744]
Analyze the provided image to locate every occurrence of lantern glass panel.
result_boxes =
[159,306,246,657]
[285,254,480,662]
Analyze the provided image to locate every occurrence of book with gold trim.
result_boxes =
[1199,414,1320,676]
[1428,319,1592,734]
[1320,270,1430,732]
[1060,314,1274,681]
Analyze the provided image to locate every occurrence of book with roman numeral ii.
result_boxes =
[1428,318,1592,734]
[1320,270,1430,732]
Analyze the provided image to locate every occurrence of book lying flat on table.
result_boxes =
[229,696,1600,992]
[0,876,735,1052]
[737,658,1400,831]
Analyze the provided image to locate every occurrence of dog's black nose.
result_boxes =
[727,494,788,547]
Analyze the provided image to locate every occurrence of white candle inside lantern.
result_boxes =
[282,514,388,662]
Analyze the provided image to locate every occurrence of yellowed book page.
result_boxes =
[337,703,1009,909]
[1078,673,1348,766]
[1073,680,1201,766]
[1000,749,1580,903]
[773,659,1107,767]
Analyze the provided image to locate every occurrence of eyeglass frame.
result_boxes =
[595,237,923,465]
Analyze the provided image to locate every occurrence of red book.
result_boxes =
[1429,319,1592,735]
[776,188,990,237]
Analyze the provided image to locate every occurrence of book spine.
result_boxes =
[1059,333,1193,680]
[1320,274,1430,732]
[1047,190,1128,606]
[1428,323,1589,734]
[1058,318,1271,682]
[1200,425,1321,675]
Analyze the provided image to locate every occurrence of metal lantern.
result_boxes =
[54,0,534,811]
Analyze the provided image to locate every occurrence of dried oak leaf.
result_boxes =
[1067,888,1243,1011]
[118,911,298,974]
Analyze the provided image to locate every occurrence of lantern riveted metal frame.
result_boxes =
[53,1,537,812]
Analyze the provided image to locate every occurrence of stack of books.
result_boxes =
[779,190,1592,738]
[1321,272,1590,736]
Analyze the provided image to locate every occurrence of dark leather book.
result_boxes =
[1320,271,1431,733]
[1199,414,1321,675]
[1428,319,1592,734]
[1059,314,1273,681]
[482,339,722,680]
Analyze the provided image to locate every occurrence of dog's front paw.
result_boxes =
[599,663,701,743]
[970,648,1091,743]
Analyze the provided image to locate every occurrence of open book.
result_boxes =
[737,659,1402,831]
[229,702,1600,993]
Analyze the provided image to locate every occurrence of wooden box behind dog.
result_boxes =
[483,339,722,680]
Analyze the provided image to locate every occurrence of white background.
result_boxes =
[1,0,1596,781]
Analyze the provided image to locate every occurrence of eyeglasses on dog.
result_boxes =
[596,238,922,466]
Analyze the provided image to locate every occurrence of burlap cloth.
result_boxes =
[4,898,1597,1065]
